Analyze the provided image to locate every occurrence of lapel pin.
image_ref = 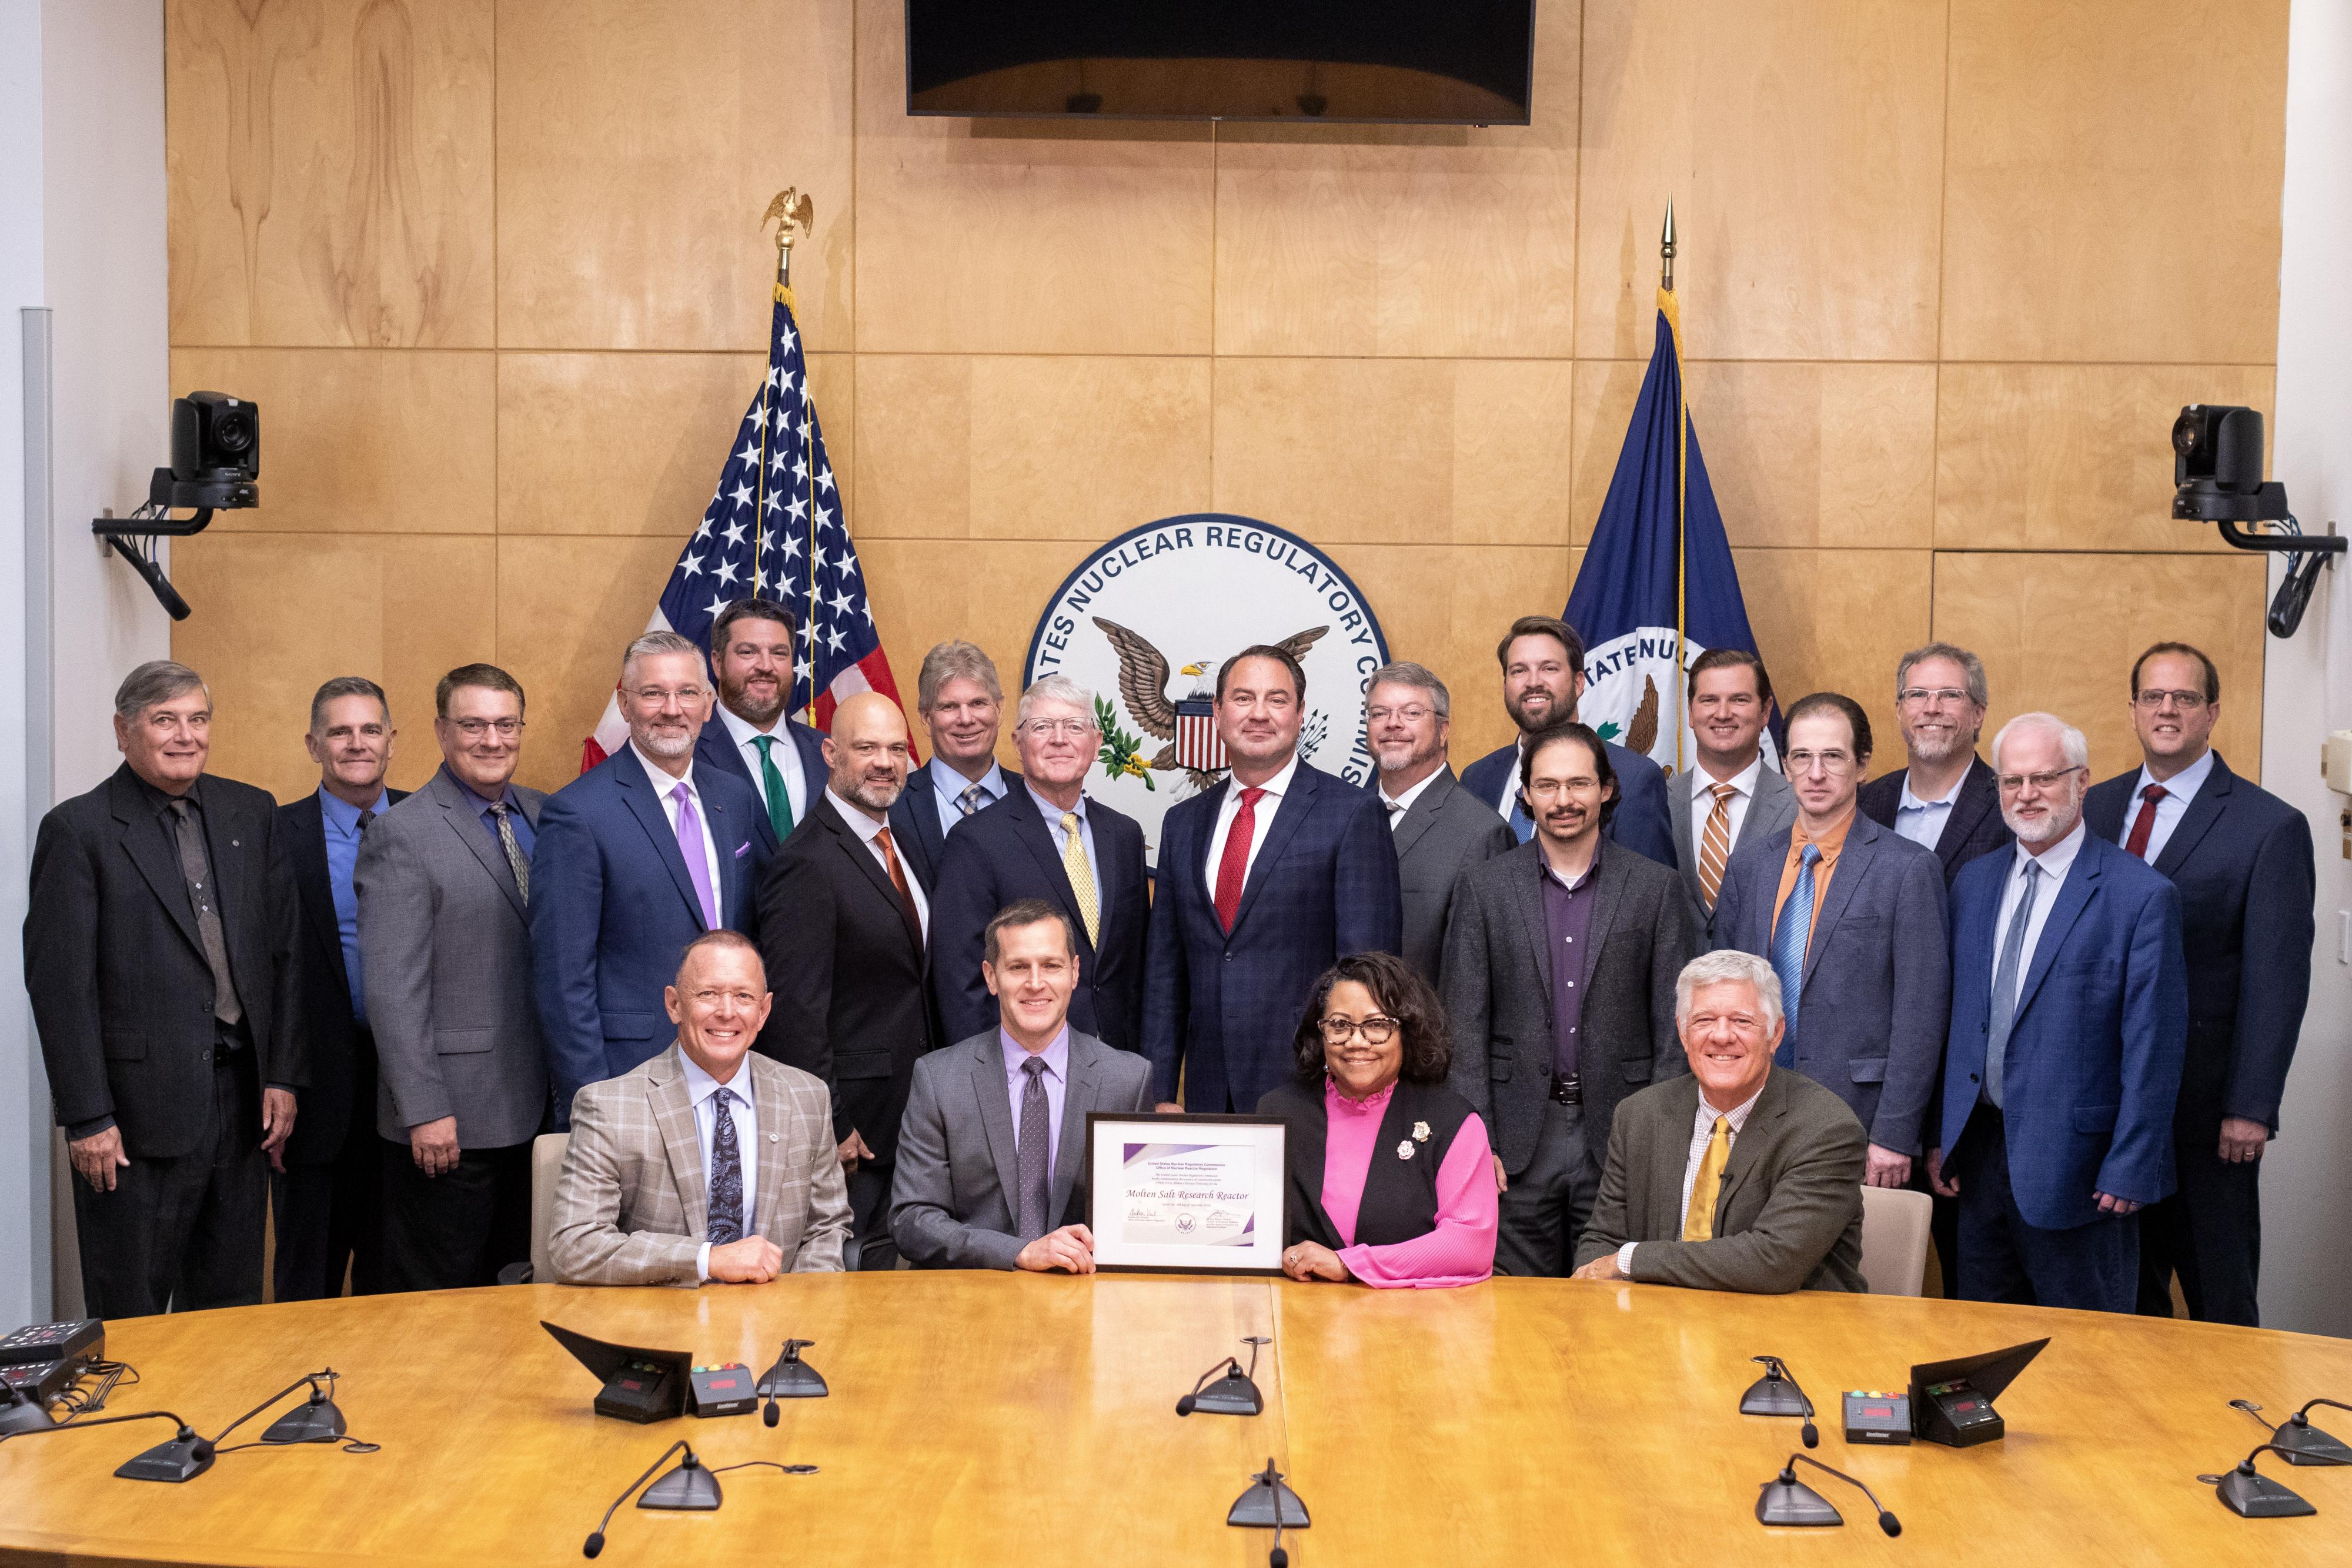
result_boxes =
[1396,1139,1415,1161]
[1412,1121,1431,1142]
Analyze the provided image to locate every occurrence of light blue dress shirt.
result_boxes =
[316,785,387,1023]
[929,757,1010,838]
[1893,771,1964,852]
[1028,785,1098,895]
[1000,1026,1071,1179]
[2115,747,2214,863]
[680,1050,760,1282]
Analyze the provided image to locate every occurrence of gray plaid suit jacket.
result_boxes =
[549,1042,851,1285]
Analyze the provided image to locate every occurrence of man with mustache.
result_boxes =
[694,599,830,852]
[1858,643,2013,886]
[1367,661,1515,988]
[1442,722,1698,1275]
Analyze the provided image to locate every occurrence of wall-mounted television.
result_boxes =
[904,2,1538,126]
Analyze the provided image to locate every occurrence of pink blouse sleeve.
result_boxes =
[1338,1113,1498,1289]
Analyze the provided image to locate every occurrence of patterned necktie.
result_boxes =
[1060,811,1100,946]
[166,798,243,1027]
[671,781,720,930]
[487,801,530,906]
[1698,784,1737,910]
[706,1088,745,1246]
[1016,1056,1053,1240]
[872,824,926,952]
[358,807,377,833]
[1213,787,1265,932]
[958,783,986,819]
[1984,860,2042,1109]
[1682,1116,1732,1241]
[752,735,794,838]
[1768,842,1820,1065]
[2123,783,2168,860]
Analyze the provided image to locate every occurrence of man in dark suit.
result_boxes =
[1367,661,1515,986]
[1932,712,2187,1313]
[1573,950,1868,1294]
[1143,644,1402,1114]
[886,640,1021,891]
[1443,722,1697,1276]
[26,661,300,1316]
[2084,643,2314,1326]
[694,598,830,852]
[532,631,770,1124]
[271,676,406,1300]
[1459,615,1676,867]
[1857,642,2012,885]
[1671,648,1796,936]
[931,676,1149,1050]
[1712,693,1949,1194]
[759,691,941,1271]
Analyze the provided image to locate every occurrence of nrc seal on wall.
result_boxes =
[1024,514,1389,864]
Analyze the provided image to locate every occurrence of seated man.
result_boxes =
[1572,950,1867,1293]
[891,900,1153,1272]
[549,931,850,1285]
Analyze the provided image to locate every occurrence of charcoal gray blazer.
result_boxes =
[1389,767,1518,987]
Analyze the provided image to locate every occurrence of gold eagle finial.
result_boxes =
[763,188,816,251]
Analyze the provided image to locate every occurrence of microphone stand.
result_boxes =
[583,1441,722,1557]
[758,1339,828,1427]
[2207,1441,2352,1518]
[1739,1356,1819,1447]
[0,1409,215,1482]
[1756,1453,1901,1534]
[1178,1336,1271,1417]
[1227,1456,1311,1566]
[2253,1398,2352,1466]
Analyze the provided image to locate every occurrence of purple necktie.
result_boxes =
[672,781,720,930]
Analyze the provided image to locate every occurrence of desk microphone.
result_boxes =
[584,1440,725,1556]
[1756,1453,1900,1534]
[0,1409,214,1482]
[758,1339,827,1426]
[1740,1355,1818,1448]
[2204,1440,2352,1517]
[1178,1336,1269,1417]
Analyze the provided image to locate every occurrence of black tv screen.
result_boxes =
[904,2,1538,126]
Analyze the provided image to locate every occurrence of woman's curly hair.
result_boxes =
[1290,951,1455,1086]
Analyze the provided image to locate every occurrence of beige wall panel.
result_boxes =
[1930,550,2266,781]
[1571,360,1937,549]
[495,534,681,793]
[170,533,498,801]
[853,0,1214,355]
[1211,4,1579,359]
[1576,0,1947,361]
[857,357,1212,540]
[495,0,856,352]
[1735,549,1932,769]
[1935,363,2274,553]
[168,347,495,534]
[166,0,495,347]
[1940,0,2288,363]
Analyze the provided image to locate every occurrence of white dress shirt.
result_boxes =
[1204,754,1301,888]
[1992,818,2089,1007]
[1488,738,1528,815]
[1378,765,1444,831]
[680,1050,760,1282]
[2114,747,2214,864]
[716,704,808,828]
[1687,754,1765,852]
[1893,770,1966,852]
[927,756,1010,838]
[632,743,724,923]
[1619,1079,1766,1276]
[828,787,931,938]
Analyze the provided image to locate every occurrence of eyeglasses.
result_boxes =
[1365,705,1437,724]
[1318,1015,1398,1046]
[1996,766,2085,793]
[451,718,525,739]
[1020,718,1098,738]
[2133,688,2209,711]
[1782,750,1856,776]
[1524,777,1598,800]
[1897,687,1975,708]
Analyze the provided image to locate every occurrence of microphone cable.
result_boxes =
[585,1440,691,1559]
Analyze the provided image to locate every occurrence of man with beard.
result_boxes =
[694,599,830,850]
[1930,713,2186,1312]
[1367,661,1514,987]
[532,632,770,1125]
[759,691,942,1269]
[1858,643,2013,886]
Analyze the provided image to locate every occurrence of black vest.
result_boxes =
[1257,1078,1476,1249]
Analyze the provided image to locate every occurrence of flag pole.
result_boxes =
[1660,199,1686,775]
[761,189,819,723]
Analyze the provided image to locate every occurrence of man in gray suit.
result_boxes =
[1573,951,1867,1293]
[357,664,550,1291]
[551,931,849,1285]
[1711,693,1949,1191]
[892,900,1153,1272]
[1671,648,1796,936]
[1369,663,1516,987]
[1443,723,1699,1277]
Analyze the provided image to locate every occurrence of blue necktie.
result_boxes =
[1984,860,2042,1110]
[706,1089,745,1246]
[1769,843,1820,1065]
[1508,791,1536,844]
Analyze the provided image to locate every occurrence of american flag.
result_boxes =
[583,283,913,768]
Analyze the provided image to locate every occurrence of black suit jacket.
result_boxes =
[2083,753,2315,1132]
[885,764,1022,893]
[694,713,830,854]
[26,765,301,1158]
[278,786,407,1164]
[1857,754,2012,886]
[929,787,1150,1051]
[757,793,941,1164]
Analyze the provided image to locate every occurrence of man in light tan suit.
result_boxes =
[550,931,850,1285]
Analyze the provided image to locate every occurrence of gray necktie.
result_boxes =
[358,807,376,833]
[1984,860,2042,1109]
[487,801,530,906]
[166,798,242,1027]
[1016,1057,1052,1241]
[958,783,986,819]
[706,1089,745,1246]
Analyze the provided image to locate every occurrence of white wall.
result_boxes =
[2260,0,2352,1339]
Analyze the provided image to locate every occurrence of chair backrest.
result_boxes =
[529,1132,571,1284]
[1857,1184,1932,1297]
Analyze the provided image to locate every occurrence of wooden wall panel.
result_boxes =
[1737,549,1934,774]
[1941,0,2289,363]
[166,0,496,347]
[494,535,683,793]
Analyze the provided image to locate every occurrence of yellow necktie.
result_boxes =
[1682,1116,1731,1242]
[1061,811,1100,947]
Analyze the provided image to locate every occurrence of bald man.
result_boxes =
[756,693,941,1269]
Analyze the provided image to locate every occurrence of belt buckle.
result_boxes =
[1551,1073,1582,1106]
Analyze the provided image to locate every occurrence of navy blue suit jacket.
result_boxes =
[1459,739,1677,869]
[693,712,830,853]
[529,745,771,1122]
[1938,831,2187,1231]
[886,763,1024,894]
[2083,753,2314,1132]
[1858,756,2013,888]
[1143,761,1404,1111]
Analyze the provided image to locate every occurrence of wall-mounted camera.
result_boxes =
[93,390,260,620]
[2170,403,2341,638]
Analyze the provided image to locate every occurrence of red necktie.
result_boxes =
[1213,787,1265,933]
[2123,783,2169,860]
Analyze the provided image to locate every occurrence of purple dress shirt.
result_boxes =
[1539,846,1601,1079]
[1001,1026,1071,1179]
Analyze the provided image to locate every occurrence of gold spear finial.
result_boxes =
[1660,198,1676,293]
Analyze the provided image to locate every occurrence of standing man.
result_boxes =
[27,661,300,1316]
[1932,713,2186,1313]
[1442,722,1696,1276]
[272,676,406,1300]
[1144,645,1402,1114]
[759,691,941,1271]
[1458,615,1676,867]
[1367,661,1515,987]
[887,641,1021,891]
[1670,648,1795,937]
[1711,693,1949,1192]
[1858,643,2012,885]
[2085,643,2314,1326]
[696,599,830,852]
[357,664,552,1292]
[931,677,1150,1051]
[532,631,770,1123]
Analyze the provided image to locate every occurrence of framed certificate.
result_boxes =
[1085,1113,1288,1275]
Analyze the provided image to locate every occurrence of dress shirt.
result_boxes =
[1770,807,1856,960]
[1991,818,2088,1007]
[1029,785,1098,894]
[1618,1078,1767,1276]
[1486,739,1528,816]
[445,765,536,861]
[1378,765,1444,830]
[1001,1027,1071,1181]
[1688,754,1765,855]
[1320,1081,1497,1289]
[2115,747,2214,864]
[1539,846,1601,1078]
[680,1049,760,1283]
[828,788,931,938]
[317,785,387,1023]
[928,756,1010,838]
[631,742,724,924]
[716,704,809,828]
[1893,770,1965,852]
[1203,753,1301,890]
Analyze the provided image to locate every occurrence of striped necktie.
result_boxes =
[1698,783,1737,910]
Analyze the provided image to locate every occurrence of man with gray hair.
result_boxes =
[1859,642,2012,887]
[1367,661,1514,985]
[27,660,302,1315]
[888,640,1021,891]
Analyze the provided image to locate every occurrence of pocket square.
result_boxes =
[734,841,751,858]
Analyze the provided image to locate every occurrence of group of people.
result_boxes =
[28,601,2314,1325]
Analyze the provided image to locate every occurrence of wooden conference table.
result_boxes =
[3,1272,2350,1565]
